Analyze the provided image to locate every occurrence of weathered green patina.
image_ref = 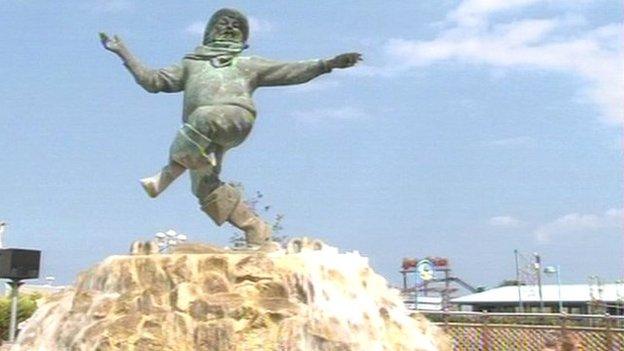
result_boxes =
[101,8,361,246]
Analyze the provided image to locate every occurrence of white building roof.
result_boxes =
[403,296,442,311]
[3,283,66,297]
[452,284,624,304]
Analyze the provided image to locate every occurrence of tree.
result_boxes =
[498,279,525,287]
[228,185,288,247]
[0,292,40,340]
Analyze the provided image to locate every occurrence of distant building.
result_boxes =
[3,283,66,298]
[452,284,624,314]
[403,295,443,311]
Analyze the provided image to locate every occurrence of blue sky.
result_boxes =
[0,0,621,290]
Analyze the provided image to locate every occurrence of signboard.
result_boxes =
[416,259,434,281]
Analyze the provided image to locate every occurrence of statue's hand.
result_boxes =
[327,52,362,69]
[99,32,127,55]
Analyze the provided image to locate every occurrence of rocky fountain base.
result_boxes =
[13,239,449,350]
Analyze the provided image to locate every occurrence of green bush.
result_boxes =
[0,292,41,340]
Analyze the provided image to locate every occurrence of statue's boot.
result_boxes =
[201,184,272,247]
[140,162,186,198]
[229,200,272,246]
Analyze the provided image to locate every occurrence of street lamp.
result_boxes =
[534,253,545,312]
[0,222,7,248]
[544,265,562,313]
[514,249,524,312]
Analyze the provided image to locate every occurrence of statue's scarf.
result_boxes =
[185,40,248,68]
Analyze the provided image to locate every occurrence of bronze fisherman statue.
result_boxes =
[100,8,361,247]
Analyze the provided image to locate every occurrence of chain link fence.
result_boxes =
[421,311,624,350]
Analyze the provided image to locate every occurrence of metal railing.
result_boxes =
[420,311,624,350]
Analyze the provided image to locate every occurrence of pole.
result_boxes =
[414,274,419,311]
[535,253,544,312]
[0,222,6,249]
[401,270,407,292]
[605,313,613,350]
[444,268,450,311]
[514,249,524,312]
[556,265,563,313]
[9,279,21,343]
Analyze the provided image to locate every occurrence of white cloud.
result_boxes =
[185,21,205,36]
[488,216,523,227]
[248,16,274,34]
[534,208,623,242]
[381,0,623,125]
[448,0,543,27]
[291,106,371,123]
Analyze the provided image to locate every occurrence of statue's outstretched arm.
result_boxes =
[253,52,362,87]
[325,52,362,70]
[99,33,184,93]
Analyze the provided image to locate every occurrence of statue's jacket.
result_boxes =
[131,53,331,121]
[125,47,331,171]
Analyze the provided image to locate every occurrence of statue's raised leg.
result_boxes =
[140,161,186,198]
[141,123,218,198]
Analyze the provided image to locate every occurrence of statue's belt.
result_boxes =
[179,123,213,159]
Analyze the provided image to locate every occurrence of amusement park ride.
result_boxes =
[400,256,478,310]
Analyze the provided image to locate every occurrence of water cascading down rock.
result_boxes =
[13,240,450,350]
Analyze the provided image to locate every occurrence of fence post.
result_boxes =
[481,311,490,351]
[604,313,613,350]
[560,312,568,341]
